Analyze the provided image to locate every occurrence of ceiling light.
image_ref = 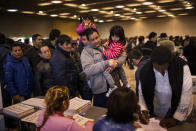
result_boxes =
[51,1,63,4]
[73,15,77,18]
[98,20,104,23]
[81,4,86,6]
[21,11,34,14]
[38,2,52,6]
[115,5,125,8]
[91,9,99,11]
[158,0,175,3]
[59,13,70,15]
[114,14,120,16]
[7,9,18,12]
[37,11,47,15]
[64,0,75,1]
[170,8,183,11]
[136,12,142,14]
[64,3,78,7]
[102,7,114,10]
[178,13,188,16]
[157,15,167,17]
[168,14,174,17]
[130,17,136,20]
[143,2,153,5]
[127,3,141,7]
[159,9,166,12]
[185,6,194,9]
[144,10,156,13]
[50,14,58,17]
[94,19,99,22]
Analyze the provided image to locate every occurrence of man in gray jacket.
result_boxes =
[81,28,126,107]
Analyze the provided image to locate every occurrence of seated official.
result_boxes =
[139,46,193,128]
[93,87,144,131]
[36,85,93,131]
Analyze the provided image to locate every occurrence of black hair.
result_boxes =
[151,46,172,65]
[56,35,71,46]
[148,32,157,40]
[32,34,41,42]
[49,29,61,41]
[81,30,87,37]
[80,14,94,23]
[38,44,49,54]
[107,87,139,123]
[85,28,99,40]
[130,49,143,60]
[160,33,167,38]
[11,42,22,50]
[109,25,126,45]
[0,33,6,44]
[138,36,145,43]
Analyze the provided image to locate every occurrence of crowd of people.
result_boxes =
[0,14,195,131]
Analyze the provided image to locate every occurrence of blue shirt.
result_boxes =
[93,116,137,131]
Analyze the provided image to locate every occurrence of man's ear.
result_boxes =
[38,53,42,57]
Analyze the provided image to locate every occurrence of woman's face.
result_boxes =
[111,35,120,42]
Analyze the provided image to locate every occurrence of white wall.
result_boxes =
[96,15,196,39]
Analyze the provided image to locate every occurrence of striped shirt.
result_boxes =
[103,42,123,60]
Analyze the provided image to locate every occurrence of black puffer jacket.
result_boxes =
[34,59,55,96]
[50,46,78,97]
[24,46,41,72]
[0,44,10,86]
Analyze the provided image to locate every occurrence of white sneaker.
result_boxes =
[106,86,118,97]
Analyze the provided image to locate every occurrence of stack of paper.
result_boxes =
[22,98,46,109]
[139,118,167,131]
[64,97,91,116]
[22,110,42,124]
[73,114,94,128]
[3,103,35,118]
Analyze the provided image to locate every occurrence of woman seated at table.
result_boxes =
[36,85,93,131]
[93,87,144,131]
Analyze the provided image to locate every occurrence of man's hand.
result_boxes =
[139,110,150,124]
[160,117,178,128]
[13,94,22,103]
[109,59,118,69]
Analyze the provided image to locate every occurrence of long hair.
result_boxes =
[37,85,69,130]
[109,25,126,45]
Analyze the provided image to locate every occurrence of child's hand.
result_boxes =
[103,41,109,47]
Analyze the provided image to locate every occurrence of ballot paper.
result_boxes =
[22,98,46,109]
[139,118,167,131]
[73,114,94,128]
[21,110,41,124]
[64,97,91,116]
[3,103,35,118]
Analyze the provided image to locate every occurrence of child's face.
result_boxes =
[111,35,120,42]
